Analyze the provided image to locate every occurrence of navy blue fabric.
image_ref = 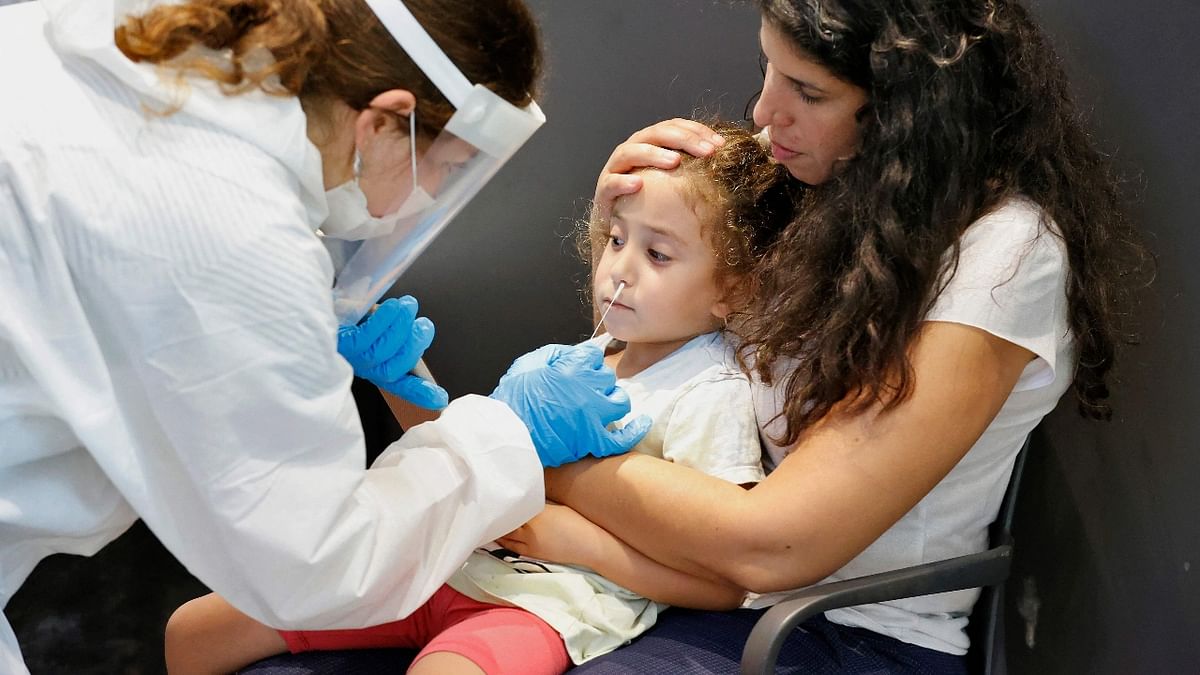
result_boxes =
[570,608,968,674]
[236,609,965,674]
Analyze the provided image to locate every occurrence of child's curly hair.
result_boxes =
[578,121,803,323]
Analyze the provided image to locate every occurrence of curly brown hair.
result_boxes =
[579,121,802,322]
[114,0,542,137]
[745,0,1151,445]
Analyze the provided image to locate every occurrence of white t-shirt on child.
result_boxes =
[449,332,763,664]
[746,197,1075,655]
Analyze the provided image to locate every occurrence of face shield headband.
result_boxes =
[330,0,546,324]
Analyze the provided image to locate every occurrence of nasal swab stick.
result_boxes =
[411,358,435,382]
[590,281,626,340]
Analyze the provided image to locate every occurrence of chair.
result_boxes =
[740,434,1032,675]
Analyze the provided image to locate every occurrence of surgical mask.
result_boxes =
[330,0,546,324]
[321,111,435,242]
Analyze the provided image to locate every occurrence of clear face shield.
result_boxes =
[330,0,546,324]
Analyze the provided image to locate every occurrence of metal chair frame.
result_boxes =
[740,435,1032,675]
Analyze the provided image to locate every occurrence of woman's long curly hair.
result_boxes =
[114,0,542,136]
[579,122,803,322]
[745,0,1149,445]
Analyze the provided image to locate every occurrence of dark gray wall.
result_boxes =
[1005,0,1200,672]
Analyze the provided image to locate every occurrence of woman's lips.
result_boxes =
[771,140,801,162]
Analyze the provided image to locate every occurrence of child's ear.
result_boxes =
[711,278,748,324]
[712,298,732,322]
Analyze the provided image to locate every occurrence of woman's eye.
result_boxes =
[648,249,671,263]
[791,82,822,104]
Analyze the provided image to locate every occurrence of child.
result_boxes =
[163,122,800,675]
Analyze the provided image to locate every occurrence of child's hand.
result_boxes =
[496,502,609,569]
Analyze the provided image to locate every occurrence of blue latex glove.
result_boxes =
[490,343,652,468]
[337,296,449,410]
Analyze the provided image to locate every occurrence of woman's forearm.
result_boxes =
[545,454,797,590]
[581,514,746,610]
[548,323,1036,593]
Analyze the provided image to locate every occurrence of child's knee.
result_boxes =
[163,595,211,672]
[165,597,200,645]
[164,592,273,674]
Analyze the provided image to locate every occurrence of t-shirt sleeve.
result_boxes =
[924,199,1069,388]
[661,376,766,485]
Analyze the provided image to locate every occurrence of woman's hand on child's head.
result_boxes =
[497,502,608,568]
[593,118,725,220]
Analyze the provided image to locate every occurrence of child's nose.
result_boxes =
[609,250,635,287]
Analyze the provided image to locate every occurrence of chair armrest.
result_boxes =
[740,544,1012,675]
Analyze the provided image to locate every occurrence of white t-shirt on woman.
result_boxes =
[747,197,1074,655]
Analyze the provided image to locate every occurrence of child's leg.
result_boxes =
[164,593,288,675]
[408,651,486,675]
[408,603,571,675]
[276,585,457,653]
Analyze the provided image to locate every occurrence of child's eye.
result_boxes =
[609,235,625,248]
[648,249,671,263]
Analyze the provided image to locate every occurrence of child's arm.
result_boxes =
[165,593,289,674]
[381,388,442,431]
[498,502,746,610]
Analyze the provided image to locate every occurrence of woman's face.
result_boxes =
[356,129,421,216]
[752,19,869,185]
[357,130,478,216]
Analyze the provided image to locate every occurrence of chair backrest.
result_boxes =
[992,433,1032,545]
[968,432,1033,675]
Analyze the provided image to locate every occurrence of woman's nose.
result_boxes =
[752,65,790,129]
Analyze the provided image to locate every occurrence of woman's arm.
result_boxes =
[498,503,746,610]
[547,321,1034,593]
[72,187,545,629]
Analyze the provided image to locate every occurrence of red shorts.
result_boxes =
[278,585,570,675]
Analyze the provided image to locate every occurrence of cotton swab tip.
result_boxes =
[590,281,626,340]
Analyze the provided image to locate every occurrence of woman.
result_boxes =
[0,1,644,671]
[505,0,1146,672]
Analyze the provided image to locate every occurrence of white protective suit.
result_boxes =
[0,1,543,670]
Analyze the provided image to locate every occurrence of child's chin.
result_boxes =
[602,329,632,343]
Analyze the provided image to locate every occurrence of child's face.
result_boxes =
[594,170,728,348]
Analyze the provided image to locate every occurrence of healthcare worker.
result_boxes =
[0,0,648,671]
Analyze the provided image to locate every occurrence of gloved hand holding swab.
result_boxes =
[590,281,626,340]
